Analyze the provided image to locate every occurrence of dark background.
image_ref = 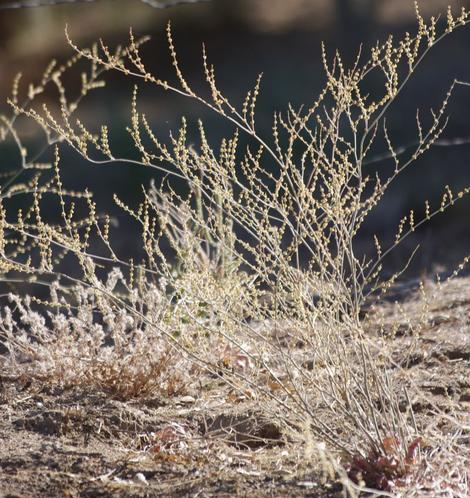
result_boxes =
[2,0,470,277]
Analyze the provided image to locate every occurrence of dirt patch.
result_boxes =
[198,410,283,448]
[0,381,329,497]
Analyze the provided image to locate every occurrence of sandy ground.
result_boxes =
[1,275,470,497]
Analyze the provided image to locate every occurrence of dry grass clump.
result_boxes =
[0,278,192,399]
[1,2,470,495]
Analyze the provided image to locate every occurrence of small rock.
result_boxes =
[134,473,148,485]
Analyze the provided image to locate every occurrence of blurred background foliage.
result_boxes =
[1,0,466,62]
[2,0,470,275]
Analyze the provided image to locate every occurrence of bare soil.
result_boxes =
[1,275,470,497]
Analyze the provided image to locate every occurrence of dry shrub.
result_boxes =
[1,2,470,495]
[1,277,192,399]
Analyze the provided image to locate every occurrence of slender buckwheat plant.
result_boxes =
[1,3,470,495]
